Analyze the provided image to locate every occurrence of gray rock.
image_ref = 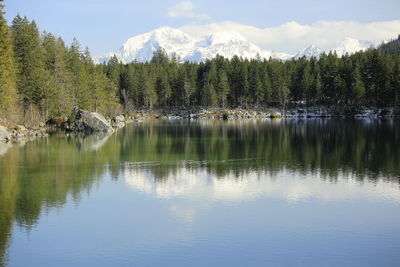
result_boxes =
[112,115,126,129]
[115,115,125,123]
[0,126,11,143]
[71,109,114,133]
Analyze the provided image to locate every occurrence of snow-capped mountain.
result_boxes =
[96,26,376,63]
[293,45,323,59]
[293,38,374,59]
[333,37,373,57]
[96,27,292,63]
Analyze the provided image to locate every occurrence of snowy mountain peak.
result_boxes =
[292,37,375,60]
[150,26,193,41]
[333,37,372,57]
[96,28,376,64]
[206,31,247,45]
[110,27,196,63]
[294,45,323,59]
[96,27,291,63]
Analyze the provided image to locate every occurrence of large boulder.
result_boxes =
[0,125,11,143]
[71,109,114,133]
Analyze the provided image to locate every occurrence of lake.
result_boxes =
[1,119,400,266]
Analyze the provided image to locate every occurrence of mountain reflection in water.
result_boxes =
[0,119,399,266]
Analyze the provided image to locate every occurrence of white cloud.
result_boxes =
[167,1,209,20]
[179,20,400,54]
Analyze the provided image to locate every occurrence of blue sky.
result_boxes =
[4,0,400,55]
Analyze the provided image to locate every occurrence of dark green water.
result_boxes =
[0,119,400,266]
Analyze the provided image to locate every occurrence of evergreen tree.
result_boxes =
[202,75,217,107]
[11,15,47,115]
[248,62,263,107]
[350,62,365,106]
[311,68,322,105]
[155,70,172,107]
[0,0,17,114]
[67,38,91,109]
[140,70,157,109]
[216,69,230,108]
[393,58,400,107]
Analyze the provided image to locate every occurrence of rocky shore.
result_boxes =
[46,109,132,133]
[2,106,399,145]
[0,120,48,144]
[0,109,129,144]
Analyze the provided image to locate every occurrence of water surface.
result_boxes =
[0,119,400,266]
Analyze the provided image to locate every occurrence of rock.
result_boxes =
[115,115,125,123]
[71,109,114,133]
[0,126,11,143]
[15,125,28,133]
[379,108,393,116]
[111,114,126,129]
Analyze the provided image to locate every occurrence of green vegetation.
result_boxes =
[0,0,16,115]
[0,2,118,122]
[0,0,399,122]
[110,40,400,112]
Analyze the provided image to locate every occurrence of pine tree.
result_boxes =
[0,0,17,115]
[11,15,47,115]
[202,75,217,107]
[216,69,230,108]
[248,63,262,107]
[300,62,312,105]
[311,66,322,105]
[393,58,400,107]
[140,70,157,109]
[350,63,365,106]
[150,47,169,65]
[260,67,272,106]
[155,70,172,107]
[67,38,91,109]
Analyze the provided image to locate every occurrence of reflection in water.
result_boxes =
[74,132,113,152]
[0,143,11,157]
[0,119,399,265]
[124,165,400,204]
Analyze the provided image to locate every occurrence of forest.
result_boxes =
[0,0,399,123]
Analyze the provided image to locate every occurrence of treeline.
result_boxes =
[107,42,400,112]
[1,0,400,122]
[0,1,118,122]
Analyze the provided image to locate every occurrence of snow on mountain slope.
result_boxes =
[110,27,196,63]
[96,27,292,63]
[292,38,374,59]
[293,45,323,59]
[333,37,373,57]
[96,27,376,63]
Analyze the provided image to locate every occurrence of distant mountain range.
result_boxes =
[294,38,374,59]
[96,26,375,63]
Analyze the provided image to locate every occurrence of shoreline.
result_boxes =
[1,107,399,145]
[128,106,400,120]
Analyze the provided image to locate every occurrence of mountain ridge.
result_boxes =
[96,27,376,63]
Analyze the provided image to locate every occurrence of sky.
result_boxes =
[4,0,400,56]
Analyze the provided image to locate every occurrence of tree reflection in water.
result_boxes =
[0,118,399,265]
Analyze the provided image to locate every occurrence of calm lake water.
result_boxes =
[1,119,400,267]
